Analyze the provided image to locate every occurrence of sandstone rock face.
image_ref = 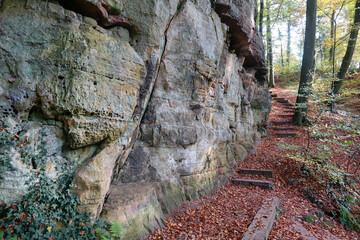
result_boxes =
[101,183,165,239]
[0,0,270,239]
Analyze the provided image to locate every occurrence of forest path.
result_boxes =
[146,87,359,240]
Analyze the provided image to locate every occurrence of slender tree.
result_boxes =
[287,20,291,66]
[278,29,285,67]
[293,0,317,125]
[278,28,284,67]
[331,0,360,95]
[259,0,265,36]
[329,10,335,63]
[266,0,275,88]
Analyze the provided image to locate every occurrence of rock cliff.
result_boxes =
[0,0,271,239]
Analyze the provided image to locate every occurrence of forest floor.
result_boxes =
[146,86,360,240]
[335,72,360,114]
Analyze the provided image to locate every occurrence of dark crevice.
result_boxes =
[154,216,162,228]
[108,0,189,217]
[31,157,37,169]
[28,105,45,121]
[110,0,189,209]
[57,0,133,30]
[133,0,188,123]
[133,58,156,118]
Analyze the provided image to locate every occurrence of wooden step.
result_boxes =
[242,197,280,240]
[277,99,289,103]
[284,107,294,110]
[274,97,285,101]
[276,133,297,137]
[283,103,294,107]
[278,114,293,117]
[273,121,292,125]
[284,110,294,113]
[237,168,273,178]
[233,179,274,190]
[273,127,295,131]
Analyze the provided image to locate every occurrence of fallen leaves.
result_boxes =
[146,87,360,240]
[147,184,265,239]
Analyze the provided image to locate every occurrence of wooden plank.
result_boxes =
[233,179,274,190]
[276,133,297,137]
[242,197,280,240]
[283,103,294,107]
[278,114,293,117]
[273,127,295,131]
[284,110,294,113]
[273,121,292,125]
[274,97,285,101]
[237,168,274,178]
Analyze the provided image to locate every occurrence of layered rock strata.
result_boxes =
[0,0,271,239]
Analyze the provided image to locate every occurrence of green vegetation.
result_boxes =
[0,128,122,239]
[277,78,360,230]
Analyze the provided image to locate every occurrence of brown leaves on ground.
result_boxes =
[146,87,360,240]
[148,185,266,239]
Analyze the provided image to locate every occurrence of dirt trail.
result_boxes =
[147,87,360,240]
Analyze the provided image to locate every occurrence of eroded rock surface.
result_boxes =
[0,0,270,239]
[58,0,126,28]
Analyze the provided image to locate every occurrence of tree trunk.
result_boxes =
[331,0,360,95]
[255,0,258,23]
[293,0,317,126]
[287,20,291,66]
[259,0,264,36]
[279,29,284,67]
[318,18,326,63]
[266,0,275,88]
[329,10,335,63]
[280,42,284,67]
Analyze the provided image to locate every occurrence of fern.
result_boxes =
[96,222,122,240]
[110,221,123,238]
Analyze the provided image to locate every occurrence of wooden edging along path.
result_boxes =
[242,197,280,240]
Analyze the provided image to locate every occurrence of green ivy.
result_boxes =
[0,129,18,183]
[0,128,122,239]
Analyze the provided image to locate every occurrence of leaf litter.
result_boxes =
[146,87,360,240]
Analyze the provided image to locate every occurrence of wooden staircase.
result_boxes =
[232,168,275,190]
[271,94,298,138]
[232,168,279,239]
